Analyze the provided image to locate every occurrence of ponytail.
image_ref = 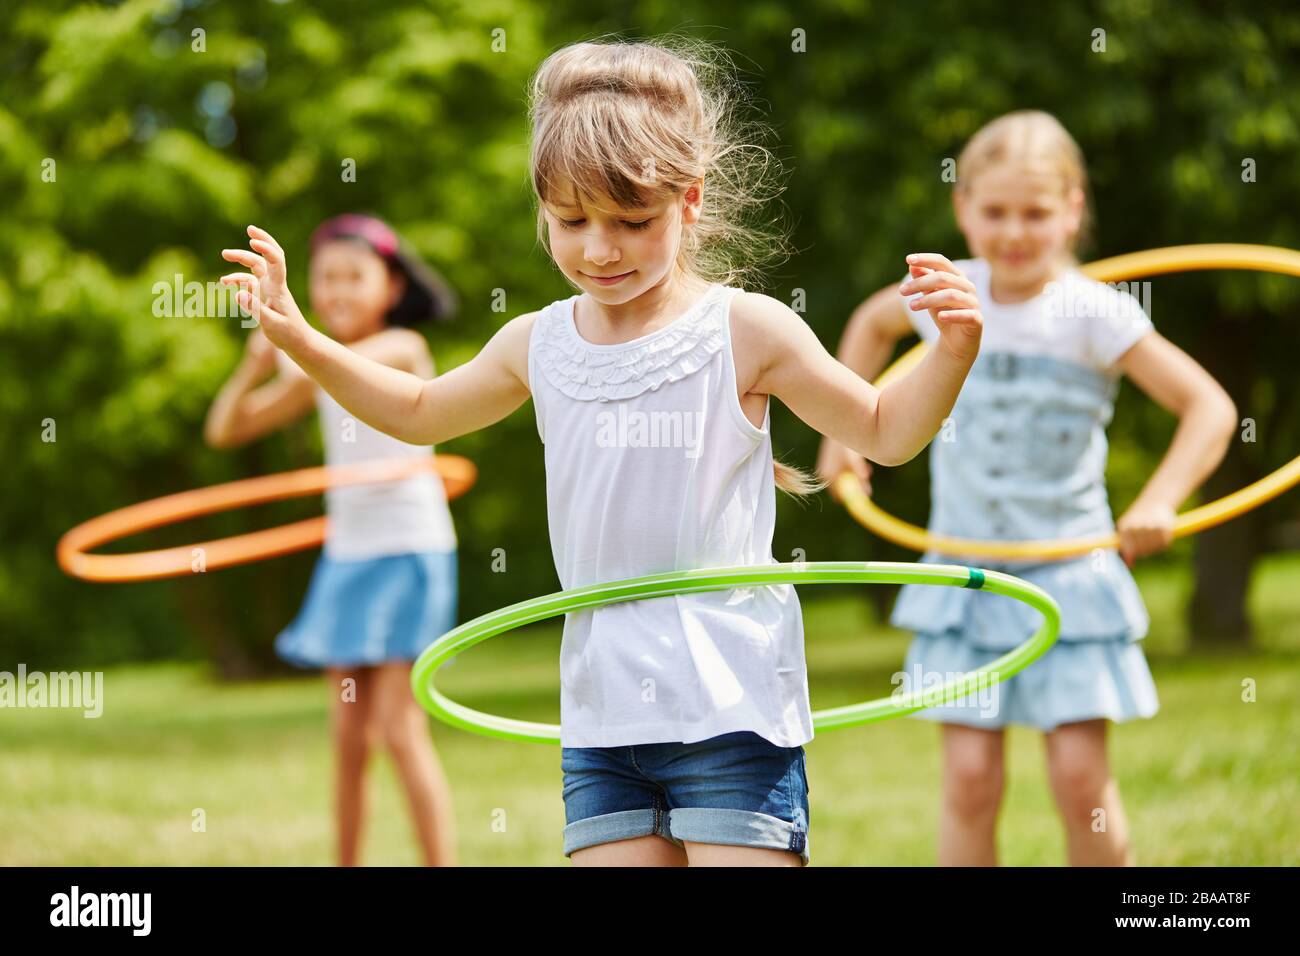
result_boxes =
[773,459,827,499]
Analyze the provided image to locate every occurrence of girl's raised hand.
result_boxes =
[900,253,983,363]
[221,225,308,350]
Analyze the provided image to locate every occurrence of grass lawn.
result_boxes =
[3,555,1297,866]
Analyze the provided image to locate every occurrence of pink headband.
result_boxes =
[309,214,399,258]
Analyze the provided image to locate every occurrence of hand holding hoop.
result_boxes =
[241,327,279,378]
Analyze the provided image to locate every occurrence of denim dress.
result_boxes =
[890,350,1159,730]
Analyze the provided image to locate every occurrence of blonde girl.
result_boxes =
[818,111,1237,865]
[219,38,984,866]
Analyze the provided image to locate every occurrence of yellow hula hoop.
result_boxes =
[836,243,1300,561]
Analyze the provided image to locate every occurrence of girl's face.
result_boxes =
[541,182,703,303]
[954,161,1084,295]
[308,239,405,342]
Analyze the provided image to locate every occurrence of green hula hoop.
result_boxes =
[410,561,1061,744]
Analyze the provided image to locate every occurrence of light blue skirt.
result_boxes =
[275,549,458,669]
[891,550,1150,651]
[900,631,1159,731]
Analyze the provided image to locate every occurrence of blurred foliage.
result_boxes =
[2,0,1297,669]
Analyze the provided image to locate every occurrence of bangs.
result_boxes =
[532,98,678,212]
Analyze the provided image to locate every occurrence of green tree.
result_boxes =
[4,0,1297,674]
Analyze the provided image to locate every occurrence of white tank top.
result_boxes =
[276,349,457,560]
[528,282,813,749]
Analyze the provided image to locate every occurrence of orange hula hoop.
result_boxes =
[57,455,477,583]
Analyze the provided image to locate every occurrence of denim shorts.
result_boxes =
[561,731,810,864]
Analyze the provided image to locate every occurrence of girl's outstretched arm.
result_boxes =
[741,253,982,466]
[1112,333,1238,564]
[221,225,533,447]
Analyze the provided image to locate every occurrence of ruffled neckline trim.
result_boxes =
[535,283,732,402]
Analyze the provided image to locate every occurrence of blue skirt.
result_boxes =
[900,630,1159,731]
[275,550,458,669]
[891,549,1150,650]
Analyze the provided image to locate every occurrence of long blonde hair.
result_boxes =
[956,110,1094,257]
[527,36,824,499]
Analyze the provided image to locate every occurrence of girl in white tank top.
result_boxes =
[529,282,811,748]
[313,380,456,561]
[206,213,462,866]
[219,42,983,867]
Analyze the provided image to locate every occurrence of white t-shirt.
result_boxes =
[528,283,813,749]
[905,258,1154,372]
[275,348,457,560]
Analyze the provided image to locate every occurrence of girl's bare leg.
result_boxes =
[1045,719,1134,866]
[327,666,375,867]
[372,662,458,866]
[683,842,802,866]
[570,835,689,866]
[938,723,1006,866]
